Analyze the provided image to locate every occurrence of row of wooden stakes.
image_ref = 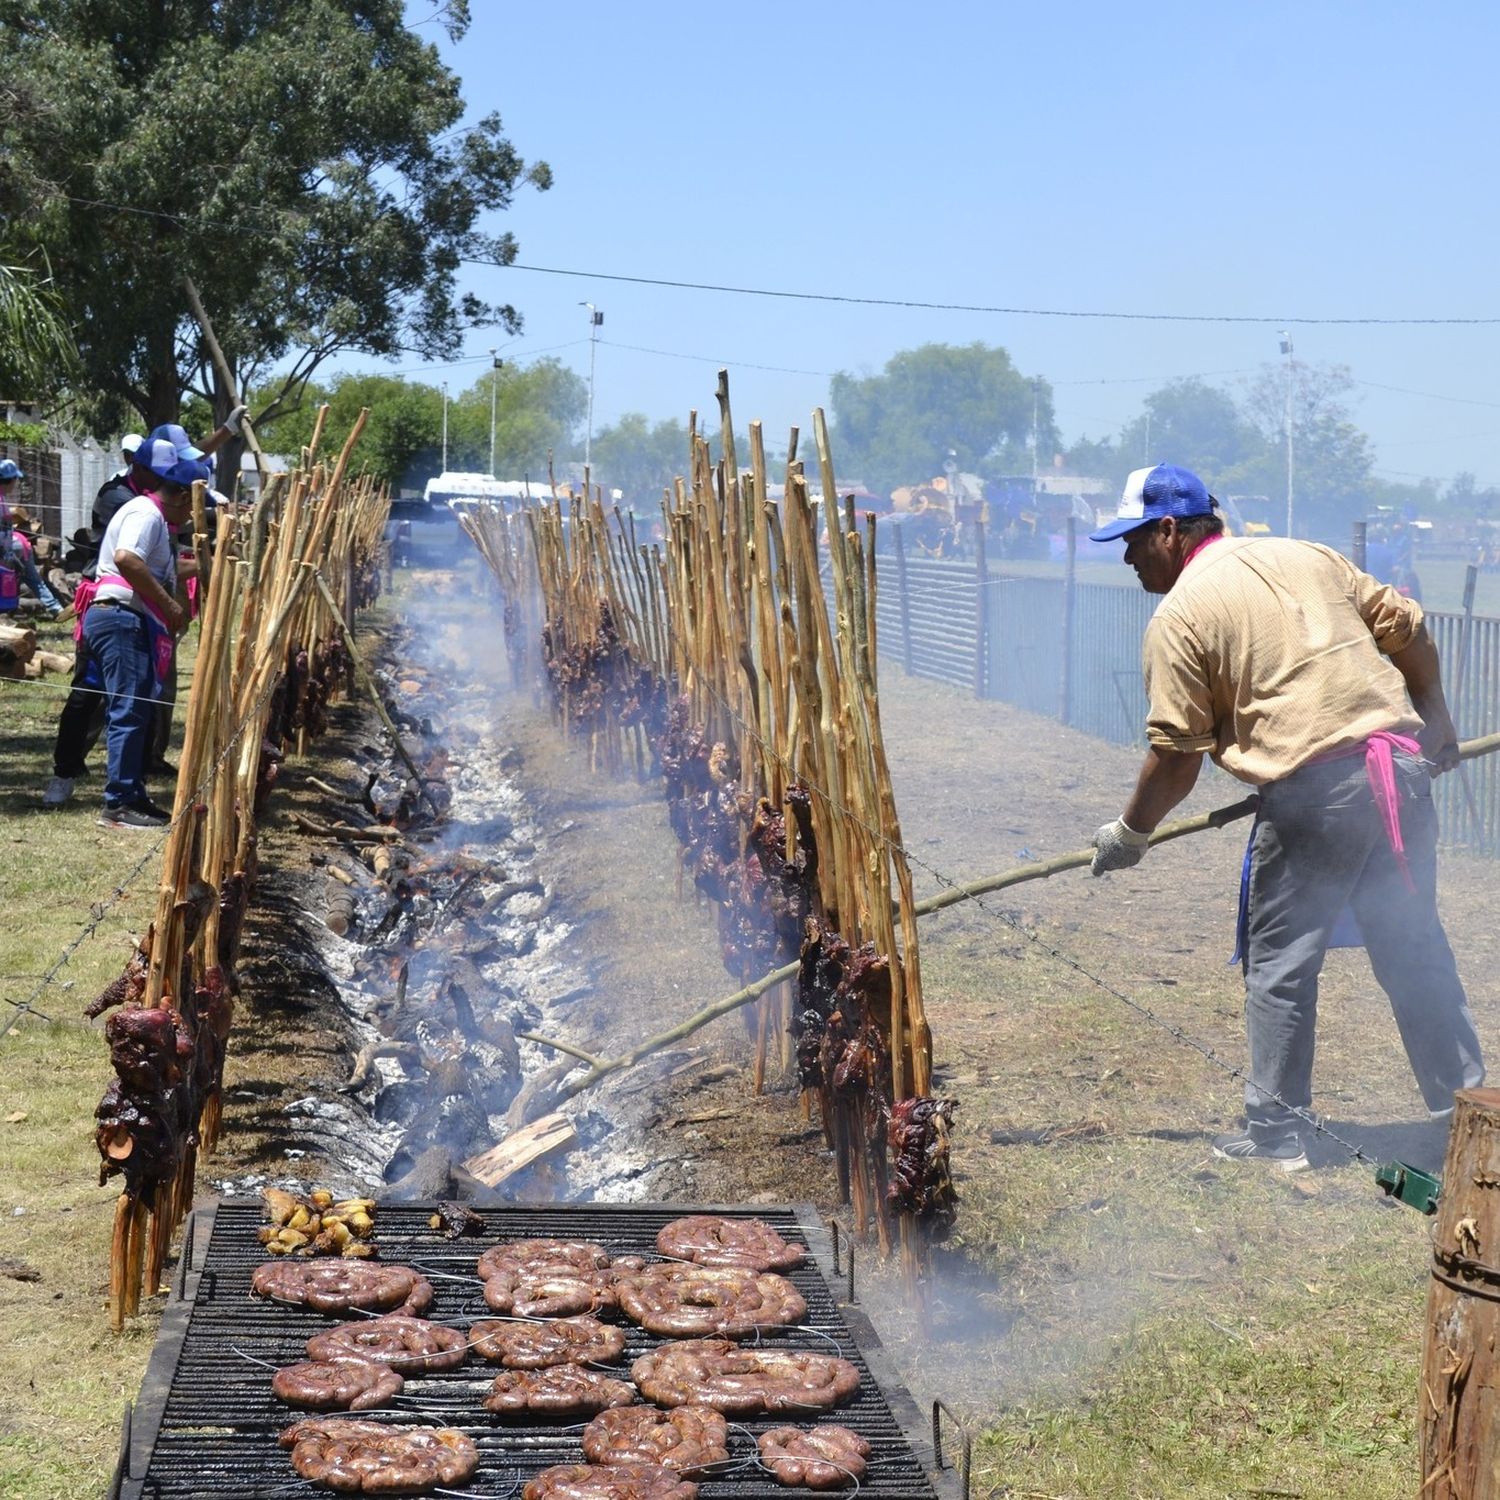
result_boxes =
[104,409,391,1328]
[461,373,944,1274]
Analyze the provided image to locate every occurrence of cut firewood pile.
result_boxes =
[87,409,394,1328]
[461,372,955,1281]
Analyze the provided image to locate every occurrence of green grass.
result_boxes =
[0,614,196,1499]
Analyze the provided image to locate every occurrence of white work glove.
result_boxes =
[1090,817,1151,876]
[224,403,249,435]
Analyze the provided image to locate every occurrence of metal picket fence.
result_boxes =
[856,545,1500,858]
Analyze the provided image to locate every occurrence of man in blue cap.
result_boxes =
[85,436,207,828]
[44,414,239,806]
[1088,463,1483,1170]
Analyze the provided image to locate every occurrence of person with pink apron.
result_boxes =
[1086,464,1482,1172]
[85,437,205,829]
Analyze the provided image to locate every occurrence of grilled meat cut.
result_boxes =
[271,1359,403,1412]
[251,1260,434,1316]
[306,1316,467,1374]
[631,1340,860,1414]
[279,1418,478,1494]
[655,1215,805,1271]
[758,1425,871,1488]
[614,1265,806,1338]
[522,1462,697,1500]
[581,1404,729,1474]
[482,1365,638,1417]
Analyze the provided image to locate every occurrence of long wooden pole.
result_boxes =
[549,736,1500,1105]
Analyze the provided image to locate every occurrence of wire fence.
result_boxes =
[855,550,1500,858]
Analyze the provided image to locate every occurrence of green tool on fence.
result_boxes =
[1374,1160,1441,1215]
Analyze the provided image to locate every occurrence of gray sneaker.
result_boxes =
[43,776,75,807]
[1212,1128,1310,1174]
[98,802,169,830]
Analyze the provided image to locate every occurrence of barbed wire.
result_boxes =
[0,657,285,1041]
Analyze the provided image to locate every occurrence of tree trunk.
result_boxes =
[1421,1087,1500,1496]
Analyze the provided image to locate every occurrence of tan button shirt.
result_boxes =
[1142,536,1424,785]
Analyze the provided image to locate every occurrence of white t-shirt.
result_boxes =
[95,495,175,609]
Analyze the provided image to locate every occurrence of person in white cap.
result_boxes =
[1087,463,1483,1171]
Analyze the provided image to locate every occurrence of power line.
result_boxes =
[495,260,1500,328]
[1354,377,1500,411]
[56,193,1500,328]
[598,339,832,379]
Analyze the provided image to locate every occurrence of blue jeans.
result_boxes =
[83,604,153,807]
[1,543,61,612]
[1243,749,1485,1133]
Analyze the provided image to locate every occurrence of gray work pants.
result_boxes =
[1243,748,1484,1134]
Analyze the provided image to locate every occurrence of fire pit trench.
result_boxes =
[109,1201,958,1499]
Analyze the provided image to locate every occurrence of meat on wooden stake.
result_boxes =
[279,1419,479,1494]
[757,1425,871,1489]
[482,1365,638,1417]
[614,1265,807,1338]
[655,1215,806,1271]
[581,1405,729,1474]
[470,1314,626,1368]
[251,1260,434,1315]
[521,1462,698,1500]
[631,1340,860,1414]
[271,1358,403,1412]
[306,1315,467,1373]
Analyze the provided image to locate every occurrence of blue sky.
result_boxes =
[375,0,1500,488]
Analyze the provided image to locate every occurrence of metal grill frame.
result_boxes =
[110,1198,959,1500]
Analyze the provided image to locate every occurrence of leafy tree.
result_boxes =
[1240,362,1375,536]
[587,413,691,505]
[0,257,77,400]
[252,362,585,492]
[1116,378,1270,493]
[2,0,550,486]
[829,343,1054,495]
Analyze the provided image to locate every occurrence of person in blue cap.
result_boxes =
[1087,463,1482,1171]
[0,458,65,616]
[85,436,207,828]
[44,414,240,806]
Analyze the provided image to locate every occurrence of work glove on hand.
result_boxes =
[224,403,249,436]
[1090,817,1151,876]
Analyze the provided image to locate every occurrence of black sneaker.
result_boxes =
[1212,1128,1310,1174]
[131,798,172,822]
[98,802,169,830]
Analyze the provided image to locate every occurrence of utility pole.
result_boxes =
[1280,330,1295,537]
[441,381,449,475]
[488,350,500,478]
[1031,379,1040,494]
[580,302,603,471]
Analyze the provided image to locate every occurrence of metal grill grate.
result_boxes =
[112,1200,954,1499]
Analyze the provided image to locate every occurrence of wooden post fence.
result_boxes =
[892,520,913,676]
[1421,1087,1500,1497]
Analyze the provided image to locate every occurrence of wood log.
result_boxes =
[34,649,74,674]
[1421,1086,1500,1496]
[462,1111,577,1188]
[324,886,356,936]
[0,622,37,666]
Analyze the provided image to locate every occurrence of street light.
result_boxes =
[580,302,603,472]
[1279,331,1295,537]
[488,349,501,478]
[441,380,449,475]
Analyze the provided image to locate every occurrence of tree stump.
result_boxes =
[1421,1087,1500,1496]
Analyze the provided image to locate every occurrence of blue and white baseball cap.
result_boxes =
[0,459,23,482]
[136,437,208,488]
[1089,464,1216,543]
[147,423,205,462]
